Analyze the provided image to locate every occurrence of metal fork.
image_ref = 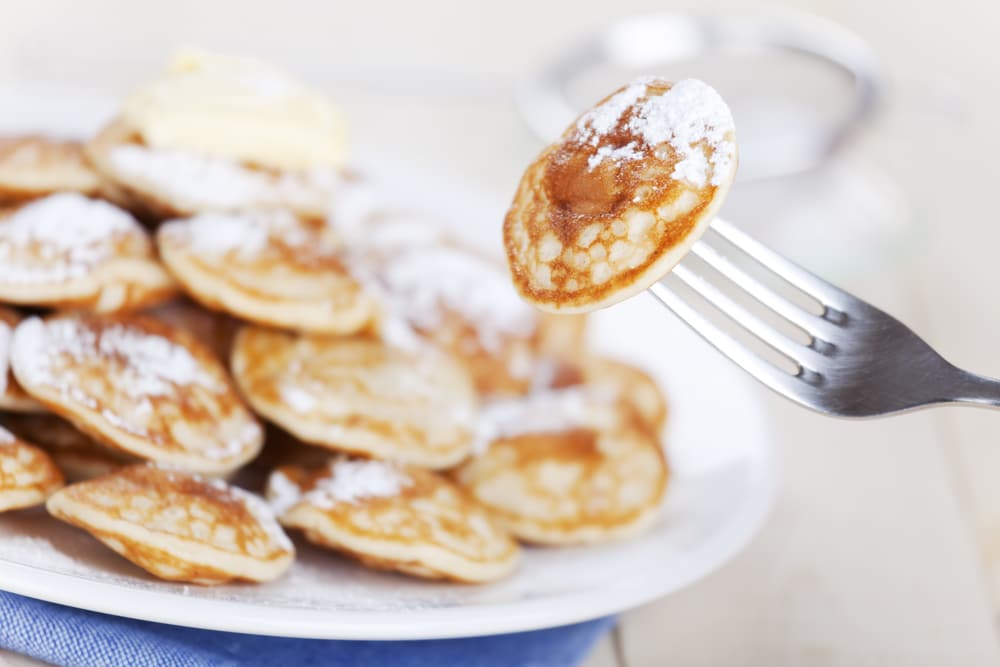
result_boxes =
[648,219,1000,417]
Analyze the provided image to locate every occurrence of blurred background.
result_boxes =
[3,1,1000,664]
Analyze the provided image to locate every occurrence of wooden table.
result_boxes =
[3,0,1000,664]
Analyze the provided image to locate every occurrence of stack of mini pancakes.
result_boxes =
[0,53,670,586]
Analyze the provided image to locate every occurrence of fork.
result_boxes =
[647,219,1000,417]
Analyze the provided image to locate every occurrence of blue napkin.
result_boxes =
[0,591,613,666]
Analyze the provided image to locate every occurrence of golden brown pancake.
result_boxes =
[146,299,240,364]
[0,307,41,412]
[0,193,176,312]
[268,457,519,582]
[0,425,63,511]
[47,464,294,584]
[231,326,477,469]
[504,77,737,313]
[456,388,668,545]
[86,119,344,220]
[10,313,263,475]
[157,210,377,335]
[2,412,136,482]
[0,136,101,204]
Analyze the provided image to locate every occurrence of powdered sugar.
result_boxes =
[228,483,294,552]
[267,469,306,515]
[473,388,592,454]
[11,317,217,402]
[303,459,412,508]
[0,425,14,445]
[576,78,736,187]
[375,246,537,354]
[279,384,317,413]
[109,145,338,213]
[0,193,142,285]
[181,213,271,256]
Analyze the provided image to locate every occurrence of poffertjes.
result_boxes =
[0,425,63,512]
[47,463,293,584]
[231,326,476,469]
[268,457,519,582]
[0,193,176,312]
[456,388,668,545]
[158,210,377,335]
[0,136,101,203]
[504,77,736,313]
[10,313,263,475]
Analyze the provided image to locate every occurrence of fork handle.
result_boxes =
[946,368,1000,408]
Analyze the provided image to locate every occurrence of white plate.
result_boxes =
[0,88,777,639]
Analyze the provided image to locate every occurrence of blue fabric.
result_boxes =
[0,591,613,666]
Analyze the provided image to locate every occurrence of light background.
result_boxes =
[2,1,1000,665]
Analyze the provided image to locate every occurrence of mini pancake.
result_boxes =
[456,388,668,545]
[504,77,737,313]
[47,463,294,584]
[2,412,136,482]
[158,210,377,335]
[147,299,240,363]
[356,230,587,396]
[268,457,519,583]
[0,136,101,203]
[0,425,63,511]
[87,119,344,220]
[10,313,263,475]
[231,326,477,469]
[0,307,41,412]
[0,193,176,312]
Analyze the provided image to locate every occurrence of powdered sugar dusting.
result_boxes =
[109,145,339,213]
[279,384,316,413]
[473,388,592,454]
[576,78,735,187]
[179,213,271,257]
[0,193,142,285]
[304,459,412,509]
[267,469,306,515]
[228,483,294,552]
[11,317,218,401]
[377,246,537,353]
[0,425,15,445]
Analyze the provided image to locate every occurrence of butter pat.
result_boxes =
[122,49,348,170]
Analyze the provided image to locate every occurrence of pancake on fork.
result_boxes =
[455,387,668,545]
[0,425,63,512]
[47,463,293,584]
[267,457,519,582]
[10,313,263,475]
[231,326,477,469]
[2,412,136,482]
[157,210,376,335]
[0,136,101,204]
[0,307,41,412]
[0,193,176,312]
[504,77,737,313]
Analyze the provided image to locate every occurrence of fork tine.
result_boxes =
[648,280,819,405]
[709,219,854,314]
[690,239,841,346]
[671,264,826,371]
